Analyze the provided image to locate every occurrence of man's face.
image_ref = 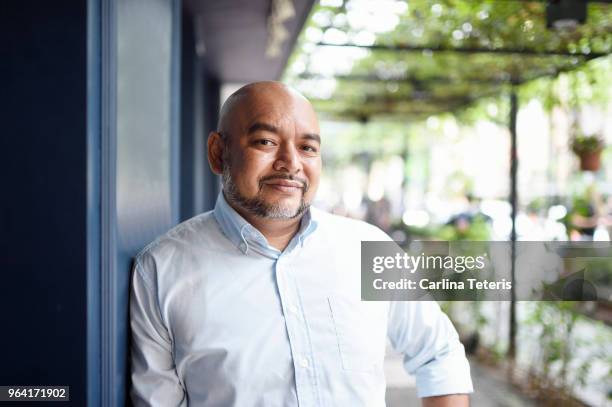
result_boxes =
[220,87,321,220]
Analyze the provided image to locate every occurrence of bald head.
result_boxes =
[207,80,322,224]
[217,81,317,138]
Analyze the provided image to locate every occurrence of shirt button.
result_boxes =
[299,357,309,368]
[288,304,299,315]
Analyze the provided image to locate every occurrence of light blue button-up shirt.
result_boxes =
[130,193,473,406]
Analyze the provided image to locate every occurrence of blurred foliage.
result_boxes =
[571,134,605,154]
[519,56,612,112]
[391,213,491,241]
[285,4,612,404]
[285,0,612,120]
[437,214,491,240]
[524,302,612,397]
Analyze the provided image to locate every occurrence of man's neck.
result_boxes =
[248,216,302,251]
[229,202,302,251]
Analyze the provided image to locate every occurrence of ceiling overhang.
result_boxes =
[185,0,316,82]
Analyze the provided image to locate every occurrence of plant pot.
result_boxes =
[578,150,602,171]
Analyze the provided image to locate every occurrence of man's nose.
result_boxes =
[273,142,302,174]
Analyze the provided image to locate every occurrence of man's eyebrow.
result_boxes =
[247,122,279,134]
[247,122,321,144]
[302,133,321,144]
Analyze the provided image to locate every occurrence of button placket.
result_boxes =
[299,356,310,368]
[288,304,300,315]
[274,255,319,405]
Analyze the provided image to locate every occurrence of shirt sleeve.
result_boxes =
[130,258,187,407]
[387,300,474,398]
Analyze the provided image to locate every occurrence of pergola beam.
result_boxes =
[316,41,606,59]
[301,52,610,120]
[308,86,510,118]
[310,93,487,104]
[298,73,511,85]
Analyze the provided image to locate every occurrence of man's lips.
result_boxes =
[264,179,303,188]
[262,178,306,193]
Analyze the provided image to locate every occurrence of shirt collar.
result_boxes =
[213,192,318,256]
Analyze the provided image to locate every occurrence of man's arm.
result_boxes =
[130,259,186,407]
[387,300,473,401]
[422,394,469,406]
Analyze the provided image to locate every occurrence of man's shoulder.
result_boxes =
[134,210,221,265]
[311,206,391,242]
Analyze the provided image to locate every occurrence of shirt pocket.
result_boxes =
[327,296,386,373]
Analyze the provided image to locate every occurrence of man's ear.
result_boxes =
[207,131,225,175]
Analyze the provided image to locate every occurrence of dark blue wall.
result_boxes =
[200,74,222,211]
[180,12,220,222]
[180,12,200,221]
[1,2,221,406]
[0,1,88,405]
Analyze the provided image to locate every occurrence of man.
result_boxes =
[130,82,473,406]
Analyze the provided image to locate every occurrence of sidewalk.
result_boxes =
[384,349,538,407]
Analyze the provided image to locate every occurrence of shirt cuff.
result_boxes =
[412,350,474,398]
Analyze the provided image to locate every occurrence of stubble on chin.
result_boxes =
[222,166,310,220]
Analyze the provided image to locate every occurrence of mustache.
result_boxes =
[259,174,309,191]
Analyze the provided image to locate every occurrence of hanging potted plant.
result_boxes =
[571,134,604,171]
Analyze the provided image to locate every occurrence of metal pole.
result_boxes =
[508,88,518,361]
[401,127,409,215]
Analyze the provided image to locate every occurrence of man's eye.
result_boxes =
[302,145,318,153]
[256,139,275,146]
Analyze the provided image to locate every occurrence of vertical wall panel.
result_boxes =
[102,0,180,405]
[180,12,197,221]
[2,1,216,405]
[201,74,222,210]
[0,1,88,405]
[180,13,220,221]
[88,0,102,404]
[116,0,175,244]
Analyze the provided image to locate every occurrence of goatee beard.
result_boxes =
[222,166,310,220]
